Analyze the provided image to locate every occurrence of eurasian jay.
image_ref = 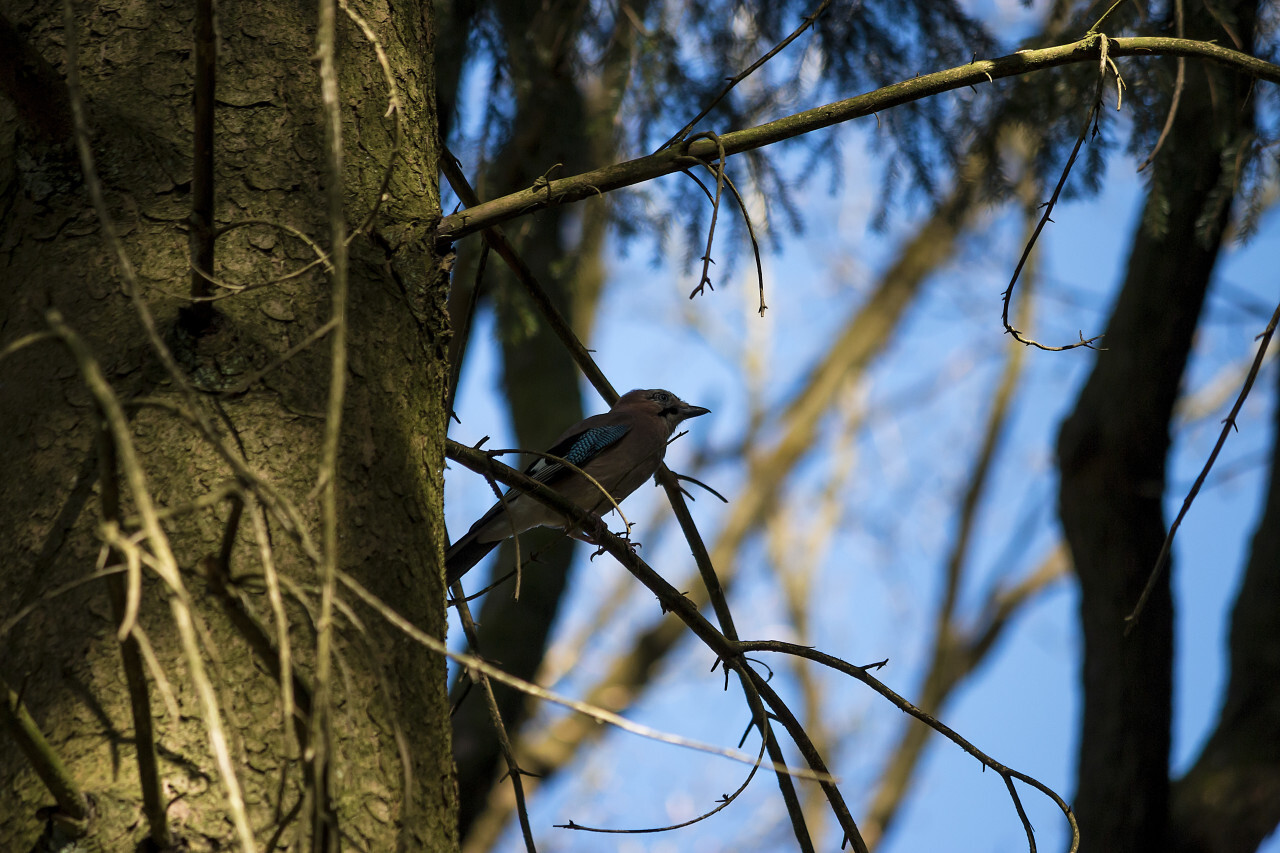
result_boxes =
[446,388,710,585]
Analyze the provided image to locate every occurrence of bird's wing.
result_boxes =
[525,422,632,484]
[446,423,632,585]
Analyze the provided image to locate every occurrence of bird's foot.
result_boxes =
[588,534,641,561]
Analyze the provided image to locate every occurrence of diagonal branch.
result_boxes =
[1127,296,1280,630]
[445,439,861,846]
[436,35,1280,246]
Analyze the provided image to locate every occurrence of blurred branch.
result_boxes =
[311,0,348,844]
[659,0,832,150]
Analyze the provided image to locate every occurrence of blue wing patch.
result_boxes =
[564,424,630,466]
[528,423,631,481]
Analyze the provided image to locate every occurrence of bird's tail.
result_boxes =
[445,533,500,586]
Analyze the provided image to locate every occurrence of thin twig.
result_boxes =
[751,670,861,852]
[658,0,833,151]
[438,149,619,405]
[555,737,768,834]
[311,0,347,846]
[738,640,1080,853]
[188,0,216,327]
[0,331,57,363]
[1136,0,1185,172]
[95,409,171,847]
[0,567,125,642]
[682,132,728,301]
[339,571,834,781]
[675,153,768,315]
[1001,35,1113,351]
[450,582,538,851]
[1126,297,1280,630]
[747,640,1075,845]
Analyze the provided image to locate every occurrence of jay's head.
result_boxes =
[617,388,710,435]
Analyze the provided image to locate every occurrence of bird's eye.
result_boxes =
[654,392,669,403]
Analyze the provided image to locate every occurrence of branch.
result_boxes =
[435,35,1280,246]
[95,407,171,848]
[1127,297,1280,630]
[340,570,832,782]
[444,440,859,844]
[738,641,1080,853]
[449,580,538,852]
[659,0,832,150]
[310,0,347,846]
[0,674,90,828]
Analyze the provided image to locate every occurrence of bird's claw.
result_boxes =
[588,535,641,561]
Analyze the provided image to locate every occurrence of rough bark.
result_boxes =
[1055,2,1257,849]
[0,0,455,849]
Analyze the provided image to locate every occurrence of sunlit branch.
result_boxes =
[436,35,1280,246]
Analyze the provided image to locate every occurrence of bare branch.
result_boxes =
[1127,296,1280,630]
[659,0,832,151]
[737,641,1080,853]
[450,582,538,851]
[341,571,834,783]
[0,674,90,828]
[436,36,1280,246]
[311,0,347,845]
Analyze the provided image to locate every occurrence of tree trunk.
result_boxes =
[1056,2,1257,849]
[0,0,456,849]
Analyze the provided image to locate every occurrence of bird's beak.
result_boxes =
[677,403,710,422]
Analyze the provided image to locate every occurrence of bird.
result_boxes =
[446,388,710,586]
